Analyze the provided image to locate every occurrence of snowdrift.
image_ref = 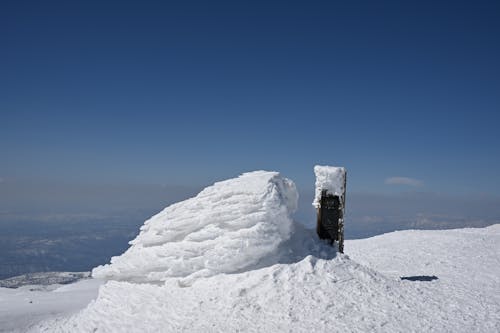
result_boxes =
[23,170,499,333]
[92,171,298,283]
[34,225,499,333]
[36,255,407,332]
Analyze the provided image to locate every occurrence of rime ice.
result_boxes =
[92,171,298,283]
[312,165,346,208]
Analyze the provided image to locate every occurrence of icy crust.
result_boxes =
[312,165,346,208]
[92,171,298,283]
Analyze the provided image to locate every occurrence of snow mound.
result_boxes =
[36,256,395,333]
[92,171,298,284]
[33,225,500,333]
[312,165,346,208]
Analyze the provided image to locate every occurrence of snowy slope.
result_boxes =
[0,278,103,332]
[347,225,500,331]
[31,225,500,332]
[2,170,499,332]
[3,225,498,332]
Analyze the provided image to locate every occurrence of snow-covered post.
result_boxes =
[313,165,347,253]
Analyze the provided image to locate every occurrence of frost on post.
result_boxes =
[313,165,347,253]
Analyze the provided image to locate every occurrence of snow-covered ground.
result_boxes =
[1,170,499,332]
[0,278,103,332]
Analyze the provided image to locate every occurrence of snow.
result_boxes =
[0,278,104,333]
[92,171,298,284]
[27,224,500,333]
[1,170,499,332]
[347,225,500,328]
[312,165,346,208]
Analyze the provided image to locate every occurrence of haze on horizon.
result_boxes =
[1,0,499,232]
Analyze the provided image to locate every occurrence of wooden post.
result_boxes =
[316,172,346,253]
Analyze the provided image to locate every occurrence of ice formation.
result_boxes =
[312,165,346,208]
[92,171,298,283]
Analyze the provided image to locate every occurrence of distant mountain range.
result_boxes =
[0,271,90,289]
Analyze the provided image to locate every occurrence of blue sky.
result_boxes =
[1,0,499,213]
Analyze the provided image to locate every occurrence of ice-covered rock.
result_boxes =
[312,165,346,208]
[92,171,298,284]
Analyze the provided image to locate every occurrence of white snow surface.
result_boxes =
[0,278,103,333]
[312,165,346,208]
[2,170,499,332]
[27,224,500,333]
[92,171,298,284]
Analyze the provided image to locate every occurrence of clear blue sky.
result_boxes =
[1,0,499,196]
